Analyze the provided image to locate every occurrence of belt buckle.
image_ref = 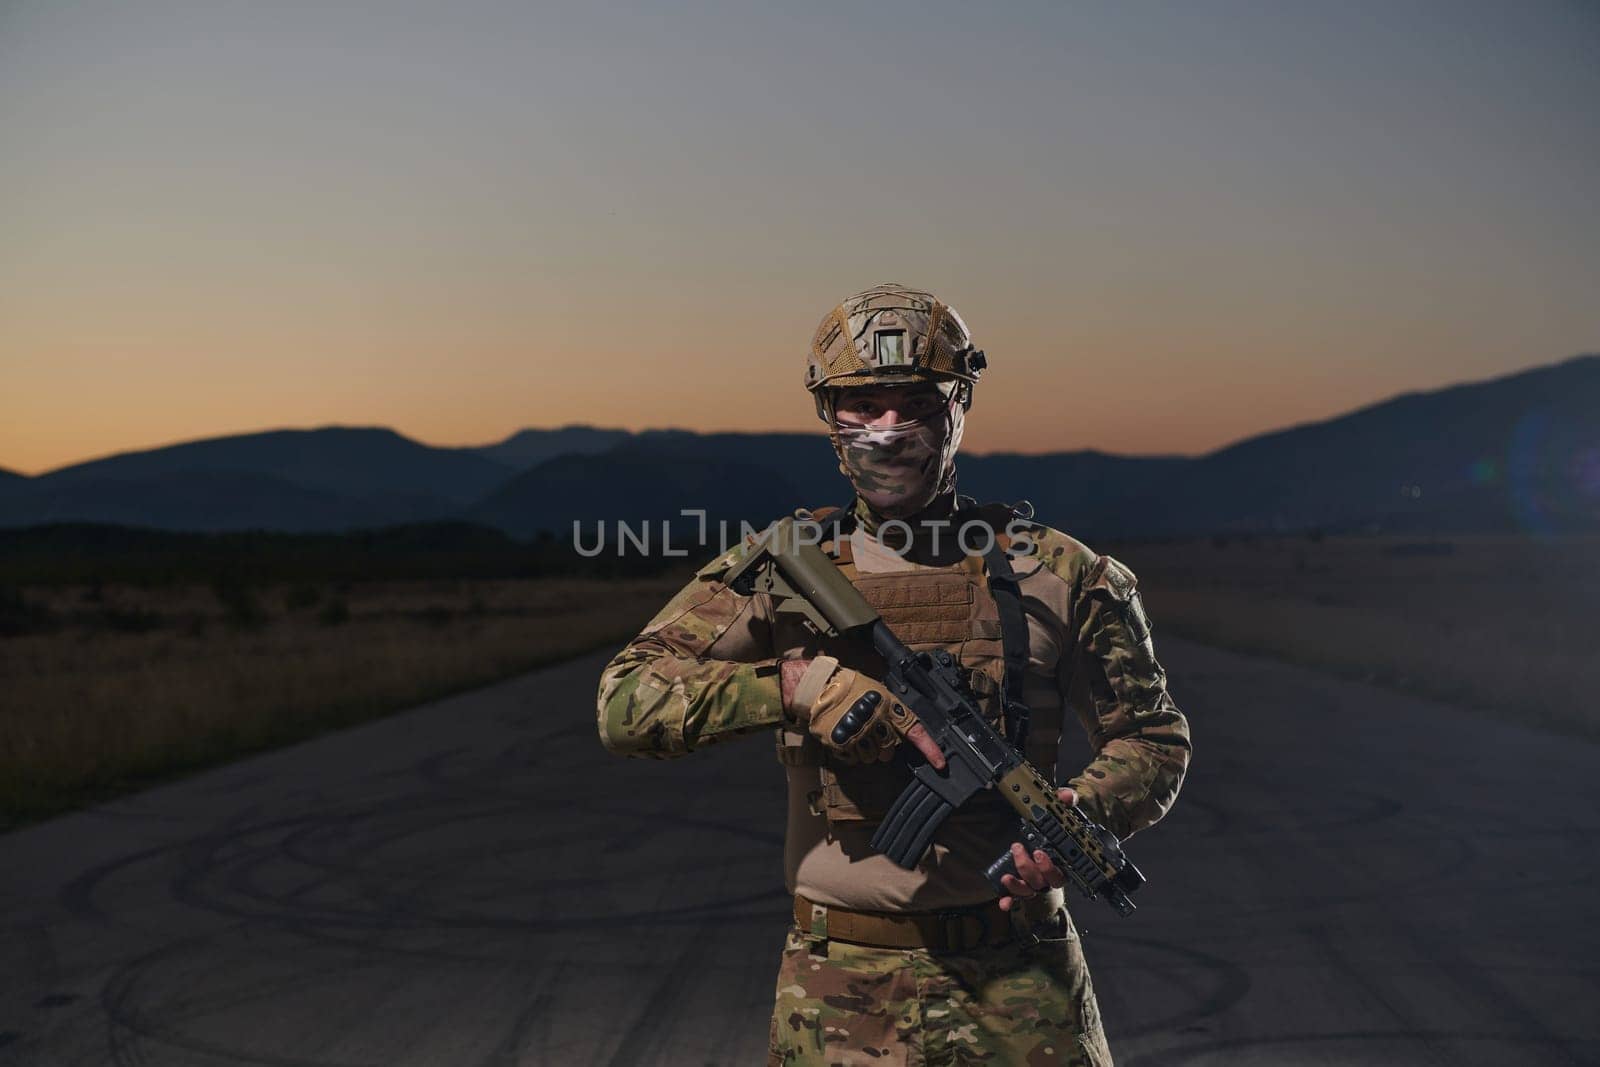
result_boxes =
[1006,900,1050,948]
[1019,904,1068,948]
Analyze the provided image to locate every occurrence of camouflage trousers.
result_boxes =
[766,902,1112,1066]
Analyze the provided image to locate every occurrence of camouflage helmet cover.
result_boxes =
[804,283,986,419]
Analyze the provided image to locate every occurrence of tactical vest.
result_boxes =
[775,501,1037,829]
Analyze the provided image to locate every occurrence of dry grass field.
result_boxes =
[1107,534,1600,738]
[3,533,1594,827]
[0,575,687,827]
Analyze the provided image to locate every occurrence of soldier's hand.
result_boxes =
[997,788,1077,912]
[806,667,944,769]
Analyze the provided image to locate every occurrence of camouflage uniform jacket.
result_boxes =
[596,507,1190,912]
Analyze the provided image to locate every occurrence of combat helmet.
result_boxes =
[804,283,986,422]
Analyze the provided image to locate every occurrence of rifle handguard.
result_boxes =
[984,821,1144,918]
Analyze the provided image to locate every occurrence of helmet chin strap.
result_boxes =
[821,390,852,480]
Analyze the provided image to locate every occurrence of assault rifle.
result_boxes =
[725,517,1145,917]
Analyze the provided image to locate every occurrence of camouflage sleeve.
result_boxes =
[596,542,784,759]
[1061,554,1192,839]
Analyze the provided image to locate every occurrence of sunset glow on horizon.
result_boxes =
[3,1,1596,476]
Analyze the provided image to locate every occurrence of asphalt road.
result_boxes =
[2,637,1596,1066]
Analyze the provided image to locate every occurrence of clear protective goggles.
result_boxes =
[826,380,960,431]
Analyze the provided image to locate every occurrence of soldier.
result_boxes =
[596,283,1191,1065]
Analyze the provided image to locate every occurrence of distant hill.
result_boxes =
[2,355,1594,537]
[464,425,632,469]
[5,470,383,532]
[466,448,807,543]
[403,429,879,537]
[41,425,512,500]
[3,427,515,531]
[1141,353,1600,536]
[959,451,1189,534]
[609,431,845,504]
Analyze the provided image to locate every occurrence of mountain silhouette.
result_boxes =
[1143,353,1600,535]
[8,470,380,531]
[41,425,511,501]
[467,447,806,544]
[466,425,633,468]
[4,427,513,531]
[610,431,846,504]
[958,451,1188,533]
[2,355,1595,537]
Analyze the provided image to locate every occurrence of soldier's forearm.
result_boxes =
[1067,726,1190,839]
[597,651,785,758]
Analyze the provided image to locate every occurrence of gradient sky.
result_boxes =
[2,1,1596,475]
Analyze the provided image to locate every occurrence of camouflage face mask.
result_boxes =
[832,397,965,518]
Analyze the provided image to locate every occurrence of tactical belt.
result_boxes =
[794,893,1038,952]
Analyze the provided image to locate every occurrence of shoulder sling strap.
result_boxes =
[982,536,1032,753]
